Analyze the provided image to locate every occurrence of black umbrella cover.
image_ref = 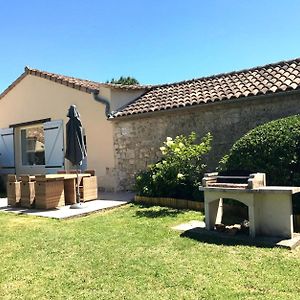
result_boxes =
[65,105,87,166]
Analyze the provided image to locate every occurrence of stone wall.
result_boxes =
[112,92,300,191]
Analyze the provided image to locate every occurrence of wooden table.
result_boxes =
[34,173,91,209]
[58,174,91,205]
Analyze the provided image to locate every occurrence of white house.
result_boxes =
[0,67,150,191]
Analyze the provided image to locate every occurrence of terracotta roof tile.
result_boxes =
[0,67,151,100]
[25,67,151,91]
[113,58,300,118]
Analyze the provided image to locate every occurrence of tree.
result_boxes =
[106,76,139,85]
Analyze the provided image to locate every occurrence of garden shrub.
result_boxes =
[219,115,300,186]
[135,132,212,201]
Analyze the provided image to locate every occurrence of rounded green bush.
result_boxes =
[220,115,300,186]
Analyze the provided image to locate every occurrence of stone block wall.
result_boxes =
[112,92,300,191]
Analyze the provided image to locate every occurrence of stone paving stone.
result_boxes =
[0,192,134,219]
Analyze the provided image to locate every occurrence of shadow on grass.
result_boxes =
[134,205,184,219]
[180,228,282,249]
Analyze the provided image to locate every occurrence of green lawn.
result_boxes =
[0,204,300,300]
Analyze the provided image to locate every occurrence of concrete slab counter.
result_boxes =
[201,172,300,239]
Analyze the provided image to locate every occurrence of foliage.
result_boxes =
[219,115,300,186]
[135,132,212,200]
[106,76,139,85]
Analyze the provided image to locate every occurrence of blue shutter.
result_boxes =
[0,128,15,174]
[44,120,64,173]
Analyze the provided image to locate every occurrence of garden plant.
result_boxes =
[219,115,300,214]
[135,132,212,201]
[219,115,300,186]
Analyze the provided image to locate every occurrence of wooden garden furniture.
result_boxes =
[20,175,36,208]
[80,170,98,202]
[35,175,65,209]
[7,174,21,206]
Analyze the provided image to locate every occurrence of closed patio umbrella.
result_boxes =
[65,105,87,208]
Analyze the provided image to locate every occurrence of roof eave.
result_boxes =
[25,67,99,94]
[0,71,27,100]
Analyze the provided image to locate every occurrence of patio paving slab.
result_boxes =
[0,192,134,219]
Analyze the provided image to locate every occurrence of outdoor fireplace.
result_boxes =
[201,172,300,239]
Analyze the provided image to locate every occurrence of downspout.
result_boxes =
[92,91,113,118]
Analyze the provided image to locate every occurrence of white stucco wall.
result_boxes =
[110,89,146,112]
[0,75,116,190]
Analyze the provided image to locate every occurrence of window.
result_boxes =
[21,125,45,165]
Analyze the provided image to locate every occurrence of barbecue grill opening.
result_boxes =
[216,198,250,235]
[217,170,253,184]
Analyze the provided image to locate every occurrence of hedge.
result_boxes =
[219,115,300,186]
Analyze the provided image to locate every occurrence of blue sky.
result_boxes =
[1,0,300,92]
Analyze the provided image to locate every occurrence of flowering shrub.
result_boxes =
[135,132,212,201]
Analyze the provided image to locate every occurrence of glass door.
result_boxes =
[16,124,46,175]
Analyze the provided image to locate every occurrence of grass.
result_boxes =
[0,204,300,300]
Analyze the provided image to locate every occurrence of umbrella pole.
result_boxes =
[70,165,86,209]
[76,166,80,204]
